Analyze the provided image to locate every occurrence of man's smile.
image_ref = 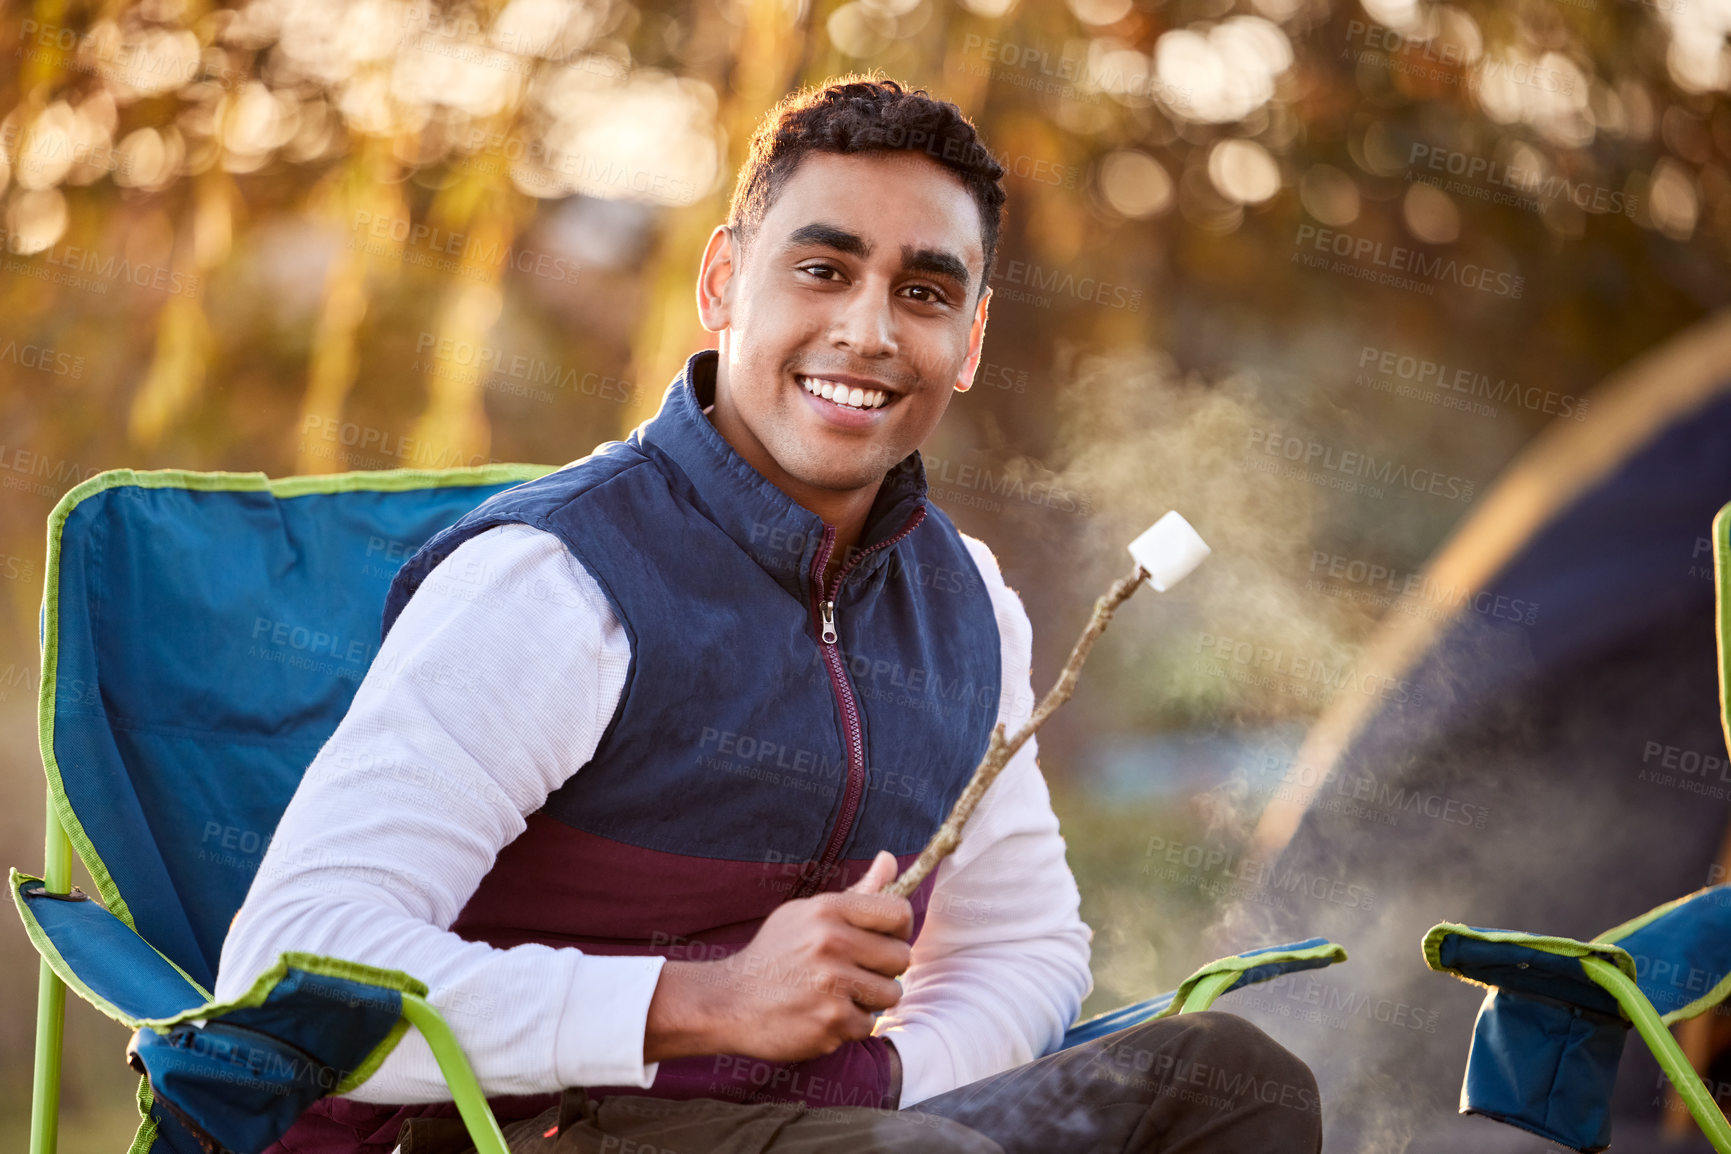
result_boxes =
[794,371,903,428]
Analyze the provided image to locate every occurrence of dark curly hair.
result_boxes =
[724,73,1007,306]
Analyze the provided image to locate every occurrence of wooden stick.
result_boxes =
[882,561,1151,898]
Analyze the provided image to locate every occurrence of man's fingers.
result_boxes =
[829,923,912,978]
[832,1001,879,1043]
[826,891,914,938]
[846,849,898,894]
[829,968,903,1014]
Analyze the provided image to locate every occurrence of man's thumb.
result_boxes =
[848,850,898,894]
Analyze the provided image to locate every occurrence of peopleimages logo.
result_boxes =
[1408,143,1637,217]
[349,211,581,284]
[1308,549,1540,627]
[1192,630,1424,706]
[1356,344,1589,422]
[990,258,1142,312]
[1343,20,1473,67]
[0,230,201,297]
[413,332,634,405]
[1245,428,1477,503]
[957,33,1190,108]
[0,444,104,499]
[922,454,1095,517]
[0,338,83,379]
[1293,224,1524,299]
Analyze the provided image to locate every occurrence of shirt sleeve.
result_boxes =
[213,522,662,1102]
[872,533,1095,1106]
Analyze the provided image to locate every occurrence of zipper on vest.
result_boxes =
[795,505,928,900]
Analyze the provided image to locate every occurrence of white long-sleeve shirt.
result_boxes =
[216,520,1093,1108]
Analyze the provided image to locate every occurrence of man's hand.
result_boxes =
[644,850,911,1064]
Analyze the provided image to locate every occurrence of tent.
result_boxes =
[1232,311,1731,1153]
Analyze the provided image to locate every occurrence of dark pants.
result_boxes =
[907,1011,1323,1153]
[405,1012,1321,1154]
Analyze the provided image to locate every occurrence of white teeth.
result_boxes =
[800,376,888,410]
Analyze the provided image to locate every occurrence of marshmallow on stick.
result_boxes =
[882,512,1211,898]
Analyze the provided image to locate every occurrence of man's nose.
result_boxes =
[828,283,898,359]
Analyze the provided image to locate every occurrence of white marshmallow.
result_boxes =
[1127,511,1211,592]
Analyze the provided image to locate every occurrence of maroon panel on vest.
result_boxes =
[272,828,941,1152]
[450,814,937,952]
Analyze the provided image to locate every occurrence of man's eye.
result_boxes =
[905,285,949,304]
[800,264,841,281]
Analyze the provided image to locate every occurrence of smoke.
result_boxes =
[1200,603,1728,1152]
[1001,345,1729,1152]
[1033,344,1380,734]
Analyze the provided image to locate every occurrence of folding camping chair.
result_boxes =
[15,466,1349,1154]
[14,465,554,1154]
[1421,499,1731,1153]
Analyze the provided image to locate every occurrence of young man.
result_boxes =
[220,76,1322,1153]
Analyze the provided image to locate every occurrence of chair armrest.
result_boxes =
[18,870,510,1154]
[1424,897,1731,1153]
[1057,938,1348,1050]
[126,953,515,1154]
[1169,937,1349,1014]
[12,868,207,1027]
[1423,922,1632,1015]
[127,952,424,1153]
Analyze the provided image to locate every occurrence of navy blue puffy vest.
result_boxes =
[376,347,1003,1113]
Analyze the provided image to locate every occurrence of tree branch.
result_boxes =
[882,561,1150,898]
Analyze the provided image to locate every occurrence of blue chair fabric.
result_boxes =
[125,953,424,1154]
[1425,885,1731,1151]
[41,468,553,992]
[21,467,550,1153]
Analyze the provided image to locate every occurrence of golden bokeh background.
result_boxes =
[3,0,1729,1146]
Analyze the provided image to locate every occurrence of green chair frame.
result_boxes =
[1578,952,1731,1152]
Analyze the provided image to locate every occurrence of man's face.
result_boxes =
[698,150,991,501]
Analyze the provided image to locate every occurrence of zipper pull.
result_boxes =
[821,599,838,645]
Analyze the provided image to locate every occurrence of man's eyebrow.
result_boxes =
[782,223,871,258]
[782,222,973,292]
[901,245,971,292]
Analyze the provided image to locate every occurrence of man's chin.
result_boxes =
[795,468,891,495]
[774,451,894,497]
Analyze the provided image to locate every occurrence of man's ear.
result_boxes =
[696,225,739,334]
[955,286,992,392]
